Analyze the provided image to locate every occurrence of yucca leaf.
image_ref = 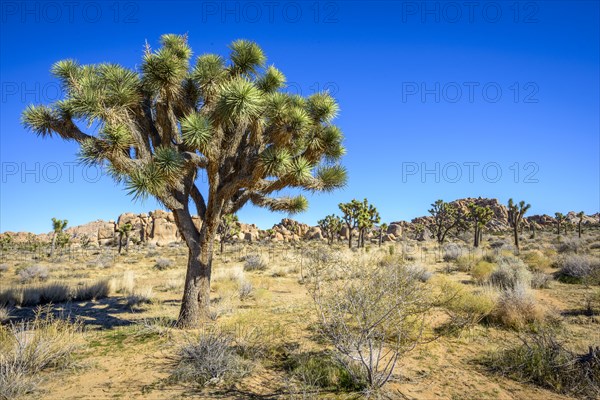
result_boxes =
[229,40,266,75]
[181,112,213,150]
[256,66,286,93]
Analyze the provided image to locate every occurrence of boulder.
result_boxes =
[387,223,402,237]
[304,227,323,240]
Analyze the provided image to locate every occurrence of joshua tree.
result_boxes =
[22,35,346,327]
[50,218,68,257]
[318,214,343,245]
[117,222,132,254]
[217,213,240,254]
[577,211,585,238]
[339,199,362,249]
[378,223,389,247]
[413,223,425,241]
[507,199,530,253]
[467,203,493,248]
[555,212,565,235]
[427,199,466,244]
[357,199,380,248]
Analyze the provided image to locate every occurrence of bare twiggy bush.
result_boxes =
[0,264,8,275]
[307,258,433,393]
[0,308,82,399]
[126,287,155,307]
[243,254,268,271]
[170,332,251,387]
[0,306,9,324]
[238,280,254,301]
[531,272,552,289]
[18,265,49,283]
[118,270,136,294]
[556,237,581,254]
[557,255,600,284]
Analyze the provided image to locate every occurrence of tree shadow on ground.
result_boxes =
[8,296,139,329]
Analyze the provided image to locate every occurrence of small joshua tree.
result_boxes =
[555,212,565,235]
[467,203,493,248]
[357,199,380,248]
[50,217,68,257]
[378,223,389,247]
[577,211,585,238]
[117,222,133,254]
[507,199,530,253]
[217,214,240,254]
[427,199,466,245]
[339,199,362,249]
[22,35,347,326]
[318,214,343,245]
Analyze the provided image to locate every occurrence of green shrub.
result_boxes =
[471,261,495,284]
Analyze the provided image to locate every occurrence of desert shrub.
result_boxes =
[589,241,600,250]
[238,280,254,301]
[286,352,364,393]
[454,254,479,272]
[443,244,462,262]
[440,279,497,329]
[556,255,600,284]
[307,261,433,392]
[489,284,544,330]
[404,263,433,282]
[471,261,496,284]
[556,237,581,254]
[0,309,82,399]
[0,264,8,275]
[154,257,175,270]
[489,256,532,289]
[72,279,114,301]
[243,254,268,271]
[118,270,136,294]
[0,306,9,324]
[531,272,552,289]
[170,332,251,387]
[126,287,154,307]
[484,330,600,398]
[522,250,551,272]
[18,265,49,283]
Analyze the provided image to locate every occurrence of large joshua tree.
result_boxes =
[507,198,530,253]
[318,214,343,245]
[555,212,565,235]
[427,199,465,244]
[22,35,347,327]
[577,211,585,238]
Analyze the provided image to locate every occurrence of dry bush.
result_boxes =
[285,352,363,394]
[237,280,254,301]
[169,332,251,388]
[443,244,463,262]
[118,270,136,294]
[556,237,581,254]
[489,284,545,330]
[471,261,496,284]
[243,254,268,271]
[531,272,552,289]
[0,264,8,275]
[307,258,433,393]
[484,330,599,398]
[18,265,49,284]
[126,286,154,307]
[489,255,532,289]
[556,255,600,284]
[0,279,113,308]
[154,257,175,270]
[0,308,82,399]
[454,254,479,272]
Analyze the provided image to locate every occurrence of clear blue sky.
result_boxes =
[1,1,599,233]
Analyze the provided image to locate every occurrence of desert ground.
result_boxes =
[1,226,599,399]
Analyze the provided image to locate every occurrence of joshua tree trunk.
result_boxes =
[220,239,225,255]
[125,233,130,252]
[578,222,582,238]
[50,233,56,257]
[118,234,123,254]
[348,228,353,249]
[473,226,480,247]
[557,222,561,235]
[513,226,520,253]
[379,230,383,247]
[174,203,221,328]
